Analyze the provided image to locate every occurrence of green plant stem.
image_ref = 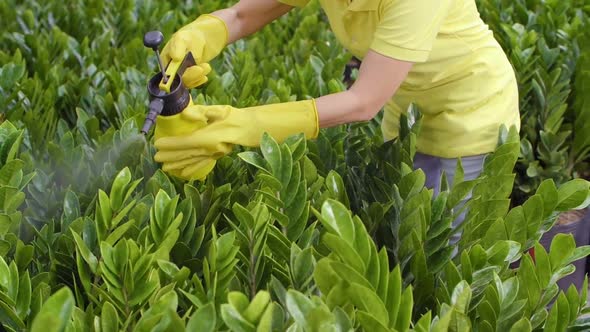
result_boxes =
[249,229,257,299]
[123,286,131,319]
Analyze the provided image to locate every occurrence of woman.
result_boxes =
[153,0,520,232]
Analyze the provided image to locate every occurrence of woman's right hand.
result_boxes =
[160,14,229,88]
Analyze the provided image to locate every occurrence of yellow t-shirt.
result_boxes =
[278,0,521,158]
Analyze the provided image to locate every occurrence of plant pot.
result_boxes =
[539,208,590,292]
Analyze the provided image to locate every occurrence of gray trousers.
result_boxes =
[413,152,487,246]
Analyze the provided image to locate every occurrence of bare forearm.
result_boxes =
[212,0,293,44]
[315,91,369,128]
[317,51,413,129]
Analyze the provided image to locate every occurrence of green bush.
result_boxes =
[477,0,590,204]
[2,0,590,331]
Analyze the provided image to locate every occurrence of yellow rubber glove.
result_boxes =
[154,98,218,181]
[160,14,228,88]
[153,100,319,179]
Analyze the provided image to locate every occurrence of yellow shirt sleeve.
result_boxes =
[276,0,310,8]
[370,0,453,62]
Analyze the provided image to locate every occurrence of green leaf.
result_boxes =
[451,280,472,314]
[62,190,80,223]
[501,277,520,307]
[399,169,425,200]
[14,241,32,272]
[448,180,479,209]
[153,190,177,231]
[187,302,216,332]
[110,200,136,229]
[322,234,365,273]
[530,308,548,330]
[555,292,571,331]
[260,133,282,179]
[356,311,392,332]
[233,203,255,230]
[319,199,355,245]
[536,180,558,218]
[0,300,25,330]
[0,160,24,185]
[509,317,531,332]
[110,167,131,212]
[105,219,136,246]
[71,231,98,273]
[518,255,541,313]
[346,283,389,326]
[431,306,452,332]
[221,303,256,332]
[228,292,250,313]
[395,286,413,332]
[285,290,315,328]
[101,301,119,332]
[15,271,31,318]
[0,256,10,289]
[0,214,11,237]
[555,179,590,211]
[566,245,590,265]
[326,171,350,208]
[98,190,112,230]
[7,262,18,302]
[239,151,269,173]
[549,233,576,268]
[332,306,352,332]
[243,291,271,324]
[30,287,75,332]
[329,261,373,290]
[292,246,314,287]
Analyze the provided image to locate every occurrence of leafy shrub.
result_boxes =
[2,0,590,331]
[476,0,590,204]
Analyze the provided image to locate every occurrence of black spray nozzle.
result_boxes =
[142,30,197,135]
[141,98,165,135]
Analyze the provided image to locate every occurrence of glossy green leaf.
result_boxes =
[322,233,365,273]
[451,280,472,314]
[535,180,559,218]
[509,317,532,332]
[555,179,590,211]
[319,199,355,245]
[15,271,30,318]
[549,233,576,268]
[101,301,119,332]
[221,303,256,332]
[228,292,250,313]
[187,302,216,332]
[395,286,413,332]
[110,167,131,212]
[356,311,391,332]
[72,231,98,273]
[0,256,10,289]
[30,287,75,332]
[326,171,349,208]
[239,151,270,173]
[260,133,282,178]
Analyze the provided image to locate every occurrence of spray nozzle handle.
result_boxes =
[143,31,164,50]
[144,31,169,84]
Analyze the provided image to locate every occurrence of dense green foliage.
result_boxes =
[477,0,590,204]
[1,0,590,331]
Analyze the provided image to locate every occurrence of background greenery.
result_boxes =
[1,0,590,331]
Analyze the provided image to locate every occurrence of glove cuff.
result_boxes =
[240,99,319,146]
[192,14,229,63]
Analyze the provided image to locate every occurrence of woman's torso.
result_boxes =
[318,0,520,157]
